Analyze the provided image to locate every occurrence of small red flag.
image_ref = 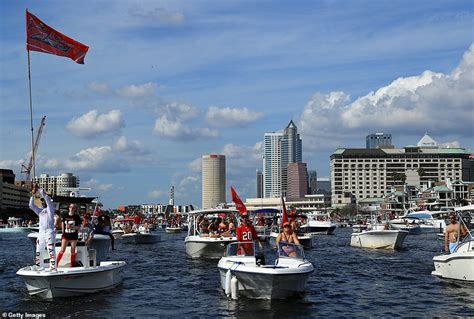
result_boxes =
[280,194,288,228]
[230,186,247,215]
[26,10,89,64]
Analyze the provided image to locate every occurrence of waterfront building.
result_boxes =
[256,169,263,198]
[263,120,302,198]
[308,170,317,194]
[330,135,471,205]
[242,194,331,212]
[33,173,79,196]
[0,169,30,211]
[366,132,393,149]
[287,163,308,200]
[202,154,226,209]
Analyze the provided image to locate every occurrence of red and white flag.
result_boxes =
[26,10,89,64]
[230,186,247,215]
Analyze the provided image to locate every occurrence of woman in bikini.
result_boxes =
[275,222,300,257]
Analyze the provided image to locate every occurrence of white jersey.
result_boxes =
[29,188,55,231]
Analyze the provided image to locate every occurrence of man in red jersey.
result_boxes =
[236,214,263,256]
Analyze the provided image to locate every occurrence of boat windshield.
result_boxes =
[225,242,256,257]
[277,242,305,259]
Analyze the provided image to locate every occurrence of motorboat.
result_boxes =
[389,220,422,235]
[432,206,474,282]
[392,210,447,234]
[0,217,34,233]
[300,211,337,235]
[248,208,279,242]
[185,208,238,259]
[112,229,124,239]
[351,223,409,250]
[165,226,181,233]
[218,242,314,299]
[28,231,111,262]
[121,226,160,244]
[17,244,126,299]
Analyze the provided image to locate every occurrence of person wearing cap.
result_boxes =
[444,212,468,253]
[275,221,300,257]
[29,182,57,271]
[236,213,263,255]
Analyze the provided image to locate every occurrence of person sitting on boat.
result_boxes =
[29,183,57,271]
[444,212,468,253]
[236,214,263,256]
[276,222,300,257]
[199,217,210,237]
[56,204,82,267]
[81,214,94,247]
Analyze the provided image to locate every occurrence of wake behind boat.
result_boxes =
[218,242,314,299]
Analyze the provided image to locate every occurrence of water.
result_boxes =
[1,228,473,318]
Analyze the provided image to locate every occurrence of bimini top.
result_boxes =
[187,208,240,215]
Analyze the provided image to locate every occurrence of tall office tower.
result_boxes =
[366,133,393,149]
[263,120,303,198]
[307,170,317,194]
[256,169,263,198]
[202,154,226,209]
[287,163,308,200]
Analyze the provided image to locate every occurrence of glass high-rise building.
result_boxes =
[256,169,263,198]
[307,170,317,194]
[263,120,303,198]
[202,154,226,209]
[366,133,392,149]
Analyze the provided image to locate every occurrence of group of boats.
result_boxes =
[11,204,474,301]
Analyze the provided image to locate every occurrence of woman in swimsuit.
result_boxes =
[275,222,300,257]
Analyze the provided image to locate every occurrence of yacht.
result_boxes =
[218,242,314,299]
[300,211,337,235]
[351,222,409,250]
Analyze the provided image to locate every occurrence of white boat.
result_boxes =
[350,223,409,249]
[395,210,447,234]
[300,211,337,235]
[269,230,313,250]
[0,217,33,233]
[112,229,124,239]
[17,245,125,299]
[432,206,474,282]
[165,226,181,233]
[28,232,111,262]
[185,209,238,259]
[218,242,314,299]
[389,221,422,235]
[121,228,160,244]
[249,208,279,242]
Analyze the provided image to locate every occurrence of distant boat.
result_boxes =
[122,226,160,244]
[299,211,337,235]
[351,222,409,250]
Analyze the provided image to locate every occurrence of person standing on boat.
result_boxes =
[444,212,468,253]
[29,183,57,271]
[56,204,81,267]
[81,214,95,247]
[236,214,263,255]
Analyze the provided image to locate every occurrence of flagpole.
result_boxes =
[27,49,36,181]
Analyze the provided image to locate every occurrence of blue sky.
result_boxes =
[1,1,473,209]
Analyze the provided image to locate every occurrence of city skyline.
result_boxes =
[0,1,472,208]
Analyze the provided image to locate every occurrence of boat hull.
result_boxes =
[432,252,474,282]
[350,230,409,249]
[165,227,181,233]
[121,233,160,244]
[218,262,313,299]
[300,225,336,235]
[185,236,236,259]
[16,261,126,299]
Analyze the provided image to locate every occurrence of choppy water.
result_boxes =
[1,228,473,318]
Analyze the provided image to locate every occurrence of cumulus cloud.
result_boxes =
[300,44,474,150]
[82,178,113,191]
[161,102,199,120]
[114,136,150,155]
[188,158,202,172]
[116,82,159,98]
[66,110,124,138]
[129,7,185,25]
[43,146,129,173]
[87,81,109,94]
[148,189,167,200]
[153,115,218,141]
[206,106,263,127]
[440,141,461,148]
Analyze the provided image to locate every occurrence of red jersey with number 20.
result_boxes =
[236,224,258,255]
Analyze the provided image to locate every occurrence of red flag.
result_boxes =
[280,194,288,228]
[26,10,89,64]
[230,186,247,215]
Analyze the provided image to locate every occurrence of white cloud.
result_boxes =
[300,44,474,150]
[129,7,185,25]
[43,146,129,173]
[114,136,150,155]
[66,110,124,138]
[188,158,202,172]
[148,189,167,200]
[153,115,218,140]
[87,82,109,94]
[206,106,263,127]
[161,102,199,120]
[440,141,461,148]
[82,178,113,191]
[116,82,159,98]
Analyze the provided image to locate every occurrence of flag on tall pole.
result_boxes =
[26,10,89,64]
[280,194,288,228]
[230,186,247,215]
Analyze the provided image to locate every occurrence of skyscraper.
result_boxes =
[287,163,308,200]
[307,170,317,194]
[202,154,226,209]
[366,133,392,149]
[256,169,263,198]
[263,120,303,198]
